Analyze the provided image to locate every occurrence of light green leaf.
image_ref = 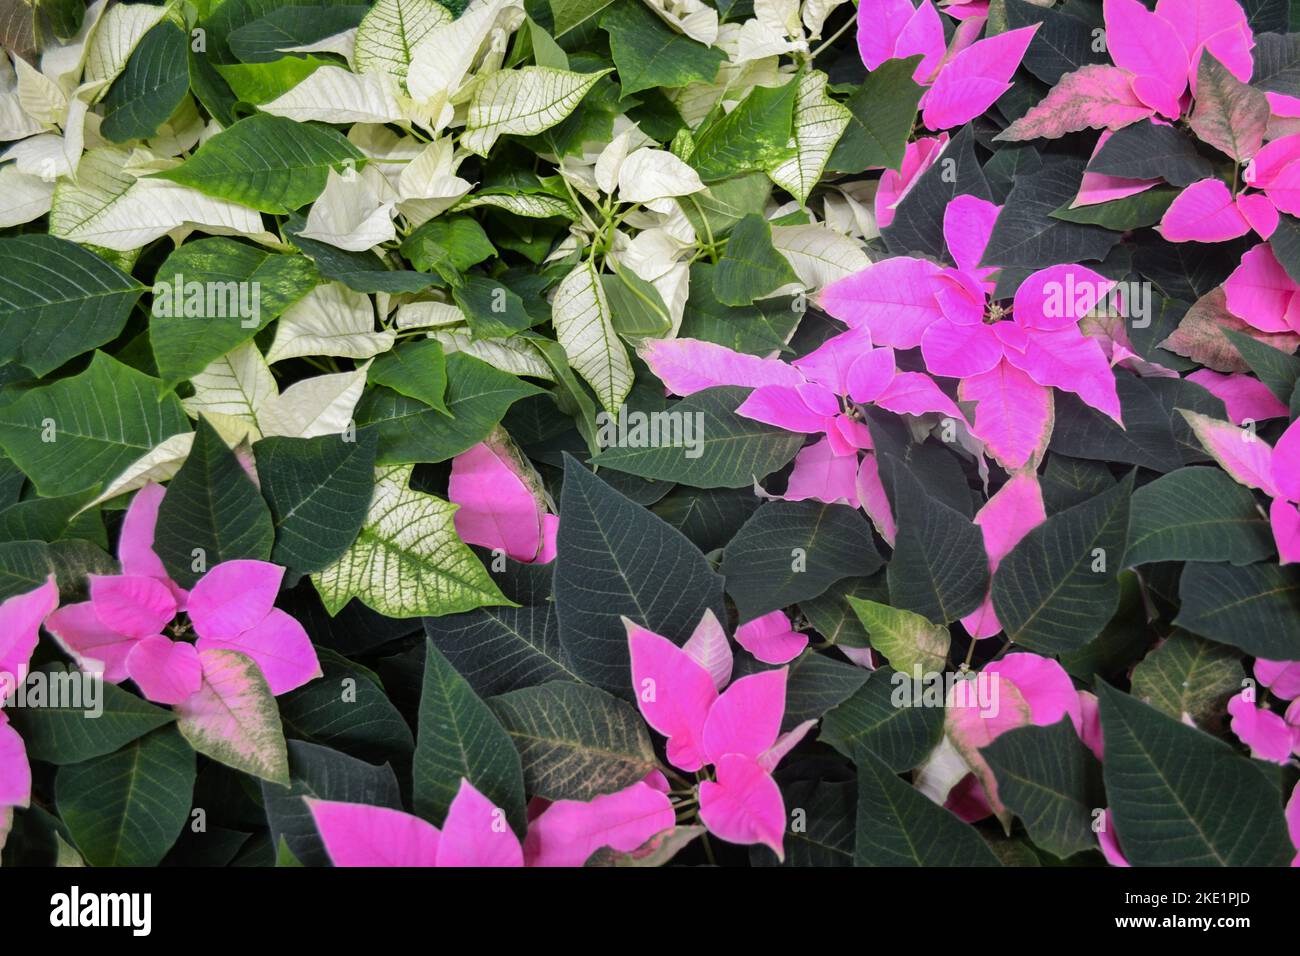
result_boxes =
[768,71,851,205]
[461,66,612,157]
[689,78,798,182]
[1130,631,1243,724]
[313,464,511,618]
[355,0,451,86]
[552,258,632,414]
[847,598,951,676]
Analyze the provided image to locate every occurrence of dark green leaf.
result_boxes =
[0,235,145,376]
[992,471,1134,654]
[56,726,195,867]
[721,501,882,622]
[1098,681,1293,866]
[488,680,658,801]
[554,456,725,695]
[154,417,274,587]
[1125,466,1274,566]
[414,640,526,832]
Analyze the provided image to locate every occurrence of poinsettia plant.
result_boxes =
[0,0,1298,871]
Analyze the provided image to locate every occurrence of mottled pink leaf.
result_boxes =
[176,648,289,785]
[197,607,320,696]
[1188,52,1268,162]
[997,64,1154,141]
